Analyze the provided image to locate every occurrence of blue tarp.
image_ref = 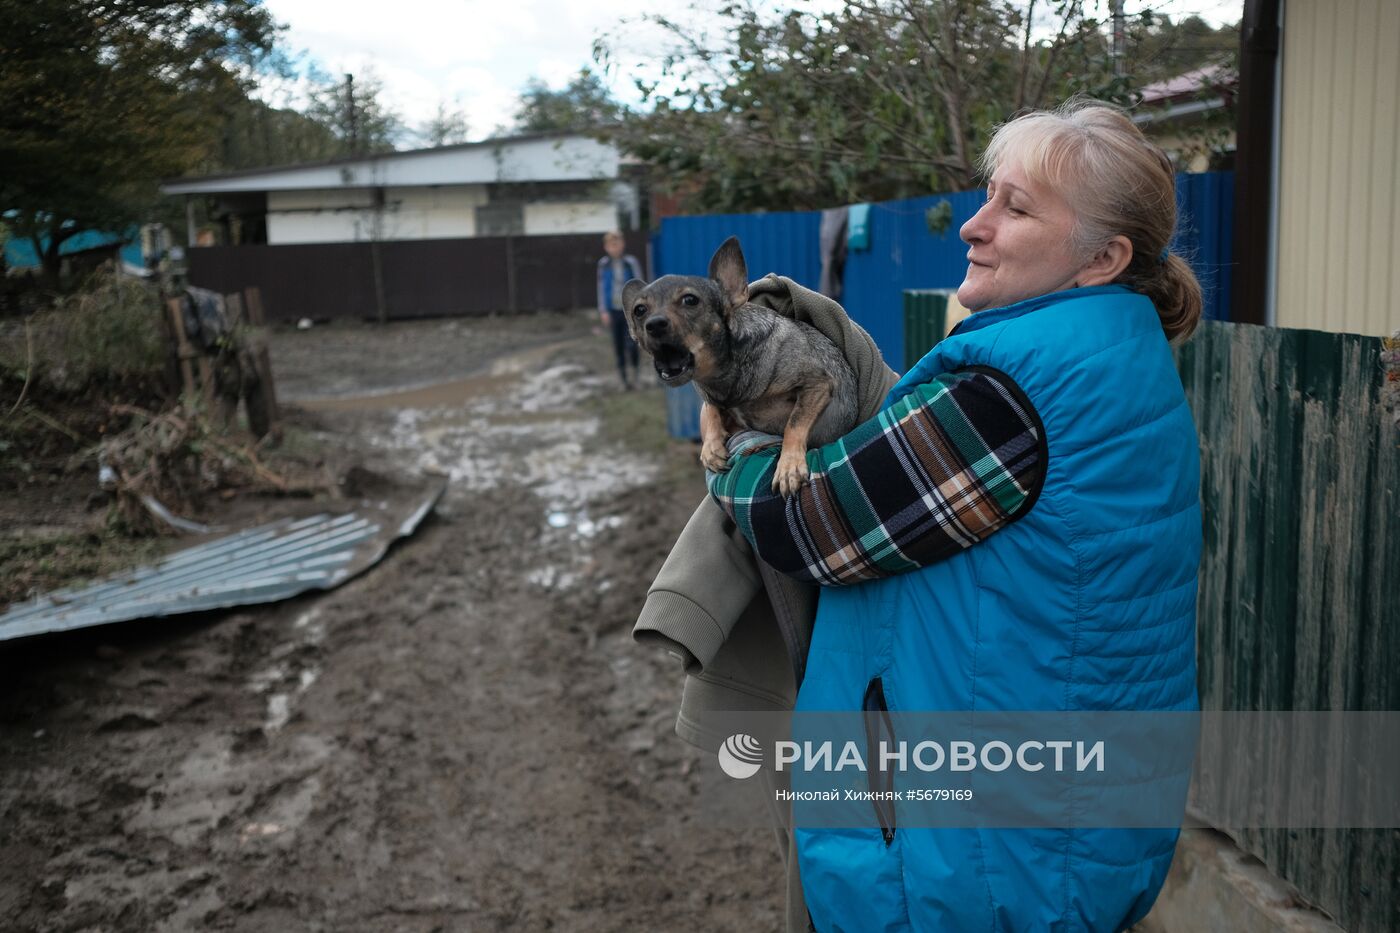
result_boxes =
[3,228,144,270]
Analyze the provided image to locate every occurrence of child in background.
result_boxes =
[596,230,643,390]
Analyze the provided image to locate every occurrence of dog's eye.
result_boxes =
[632,303,646,316]
[681,294,699,306]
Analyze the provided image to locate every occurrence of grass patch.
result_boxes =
[0,529,163,610]
[588,385,672,456]
[0,268,169,397]
[585,384,705,491]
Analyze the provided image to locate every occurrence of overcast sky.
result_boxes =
[258,0,1243,145]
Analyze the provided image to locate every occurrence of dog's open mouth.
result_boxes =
[652,343,695,384]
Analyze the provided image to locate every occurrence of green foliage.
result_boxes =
[421,101,472,148]
[600,1,1238,213]
[0,0,282,280]
[514,68,624,133]
[925,200,954,236]
[0,269,168,394]
[302,67,405,155]
[202,97,343,171]
[1130,12,1239,84]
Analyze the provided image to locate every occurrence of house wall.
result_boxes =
[522,200,617,236]
[1275,0,1400,335]
[1149,127,1231,173]
[268,186,618,244]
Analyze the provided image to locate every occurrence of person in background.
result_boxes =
[597,230,644,390]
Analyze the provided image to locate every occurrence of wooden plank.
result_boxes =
[165,297,197,400]
[1175,320,1400,933]
[240,286,280,441]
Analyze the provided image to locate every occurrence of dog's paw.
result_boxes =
[700,441,731,473]
[771,455,810,497]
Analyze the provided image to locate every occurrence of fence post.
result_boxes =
[505,235,518,312]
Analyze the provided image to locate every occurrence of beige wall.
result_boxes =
[266,185,487,244]
[266,187,618,243]
[1275,0,1400,335]
[521,200,618,236]
[1149,127,1231,173]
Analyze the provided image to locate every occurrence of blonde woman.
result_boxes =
[706,101,1203,931]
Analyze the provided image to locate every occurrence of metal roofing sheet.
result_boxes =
[0,479,445,642]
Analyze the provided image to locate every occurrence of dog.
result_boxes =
[621,236,859,496]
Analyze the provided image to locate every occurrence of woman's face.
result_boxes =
[957,160,1087,313]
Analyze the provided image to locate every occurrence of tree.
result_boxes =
[302,67,405,156]
[207,98,343,170]
[600,1,1230,213]
[513,68,624,133]
[421,101,471,148]
[0,0,281,284]
[1129,13,1239,85]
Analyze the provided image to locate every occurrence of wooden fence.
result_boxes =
[187,232,633,323]
[1175,321,1398,933]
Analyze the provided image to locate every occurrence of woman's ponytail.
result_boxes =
[1125,253,1203,344]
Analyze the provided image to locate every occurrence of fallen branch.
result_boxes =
[3,319,35,420]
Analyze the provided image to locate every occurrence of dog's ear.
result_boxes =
[707,236,748,310]
[621,279,646,316]
[620,279,646,338]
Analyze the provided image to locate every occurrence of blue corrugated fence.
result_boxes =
[654,210,823,289]
[654,172,1235,370]
[1172,171,1234,328]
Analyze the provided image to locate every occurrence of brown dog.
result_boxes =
[621,237,859,495]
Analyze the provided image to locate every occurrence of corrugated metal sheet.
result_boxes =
[0,480,445,641]
[666,382,702,441]
[902,289,956,371]
[1275,0,1400,335]
[1173,171,1234,326]
[654,174,1235,373]
[654,210,822,288]
[841,189,988,368]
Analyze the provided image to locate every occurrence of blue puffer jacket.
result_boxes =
[795,285,1201,932]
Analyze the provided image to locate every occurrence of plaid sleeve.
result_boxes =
[705,366,1046,586]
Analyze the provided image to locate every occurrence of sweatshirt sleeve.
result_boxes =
[705,366,1046,586]
[596,257,608,311]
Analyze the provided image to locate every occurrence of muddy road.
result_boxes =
[0,313,785,932]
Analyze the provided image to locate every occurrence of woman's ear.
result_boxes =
[1077,235,1133,287]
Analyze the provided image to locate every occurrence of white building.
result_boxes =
[162,132,640,246]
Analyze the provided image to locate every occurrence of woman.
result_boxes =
[705,101,1203,931]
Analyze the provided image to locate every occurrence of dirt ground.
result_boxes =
[0,312,787,931]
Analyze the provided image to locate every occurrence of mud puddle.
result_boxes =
[0,321,783,932]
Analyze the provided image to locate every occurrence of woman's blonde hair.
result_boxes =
[981,99,1203,342]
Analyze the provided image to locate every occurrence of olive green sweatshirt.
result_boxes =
[631,274,900,933]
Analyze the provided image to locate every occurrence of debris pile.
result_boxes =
[98,403,327,534]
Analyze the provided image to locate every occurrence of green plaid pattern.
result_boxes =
[706,367,1045,586]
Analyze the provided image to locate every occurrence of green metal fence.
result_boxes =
[902,289,956,372]
[1175,321,1399,933]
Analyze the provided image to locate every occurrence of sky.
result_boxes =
[257,0,1243,146]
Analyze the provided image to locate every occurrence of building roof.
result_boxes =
[1134,64,1237,125]
[1139,64,1236,104]
[162,130,621,196]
